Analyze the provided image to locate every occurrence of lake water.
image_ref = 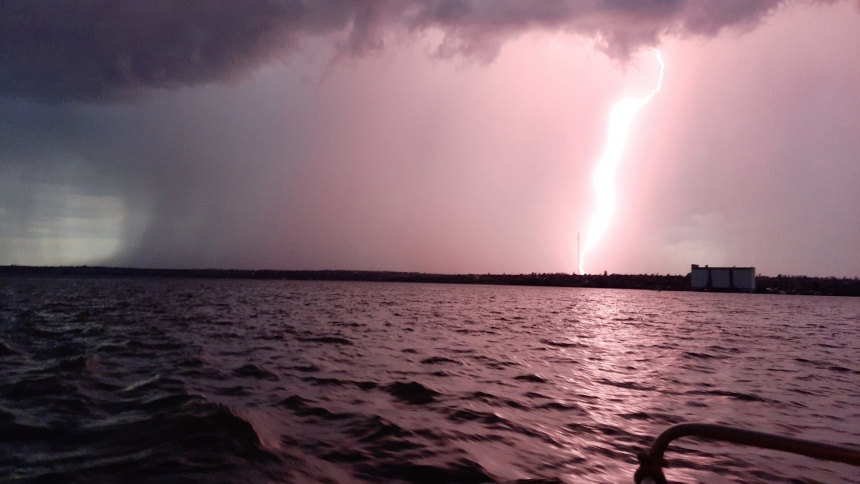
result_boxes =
[1,277,858,483]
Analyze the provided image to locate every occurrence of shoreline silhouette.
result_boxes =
[2,266,857,297]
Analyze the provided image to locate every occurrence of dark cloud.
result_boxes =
[0,0,823,102]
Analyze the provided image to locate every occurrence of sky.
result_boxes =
[1,0,859,277]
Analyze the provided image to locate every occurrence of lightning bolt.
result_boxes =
[578,49,664,275]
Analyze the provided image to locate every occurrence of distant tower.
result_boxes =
[577,232,581,275]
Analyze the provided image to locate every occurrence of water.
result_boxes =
[1,277,858,483]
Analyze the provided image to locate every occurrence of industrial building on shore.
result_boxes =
[690,265,756,292]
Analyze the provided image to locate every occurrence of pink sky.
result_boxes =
[254,2,860,276]
[1,1,858,276]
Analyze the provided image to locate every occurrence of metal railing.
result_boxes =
[634,423,860,484]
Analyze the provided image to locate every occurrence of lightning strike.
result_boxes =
[578,49,665,275]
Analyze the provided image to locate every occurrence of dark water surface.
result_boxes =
[1,277,858,483]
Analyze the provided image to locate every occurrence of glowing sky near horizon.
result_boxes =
[579,50,665,275]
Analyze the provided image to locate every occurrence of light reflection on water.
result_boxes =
[0,278,858,483]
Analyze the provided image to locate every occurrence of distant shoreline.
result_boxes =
[1,265,858,297]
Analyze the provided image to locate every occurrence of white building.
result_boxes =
[690,265,756,292]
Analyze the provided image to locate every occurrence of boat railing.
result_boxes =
[634,423,860,484]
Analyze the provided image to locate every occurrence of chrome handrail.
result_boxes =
[634,423,860,484]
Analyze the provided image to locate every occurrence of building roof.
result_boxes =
[691,265,755,270]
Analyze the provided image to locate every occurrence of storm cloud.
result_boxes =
[1,0,815,102]
[1,0,858,276]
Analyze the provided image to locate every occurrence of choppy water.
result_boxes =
[1,277,858,483]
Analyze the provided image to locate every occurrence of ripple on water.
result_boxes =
[1,278,858,483]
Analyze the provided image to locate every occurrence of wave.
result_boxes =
[385,381,439,405]
[1,389,277,482]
